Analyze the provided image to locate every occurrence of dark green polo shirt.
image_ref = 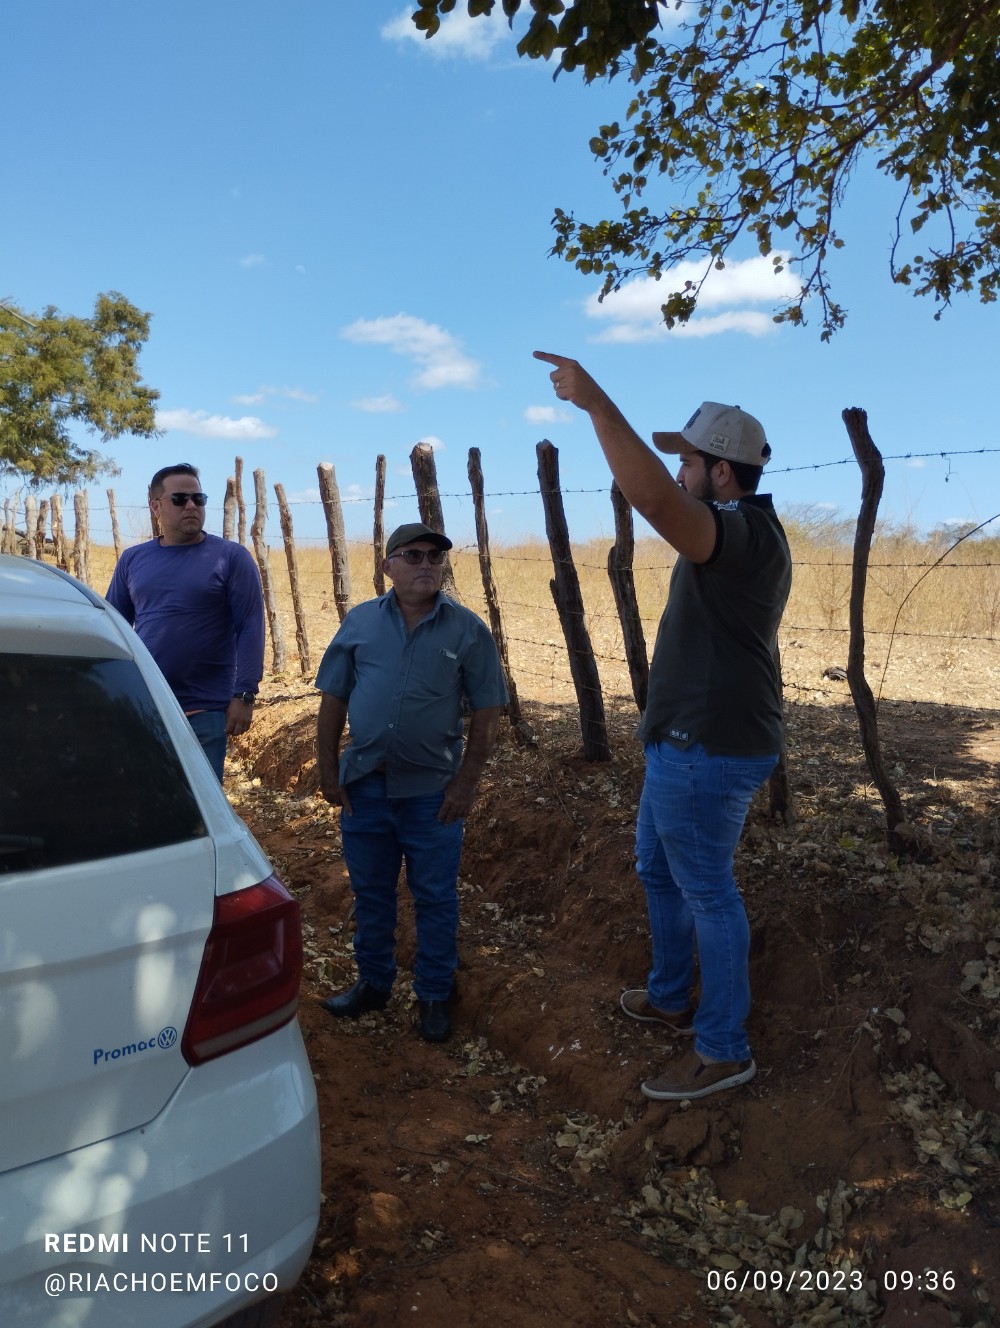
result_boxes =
[637,495,791,757]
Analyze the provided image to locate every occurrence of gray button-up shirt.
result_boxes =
[315,590,508,796]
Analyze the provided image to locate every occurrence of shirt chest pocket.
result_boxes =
[419,645,462,698]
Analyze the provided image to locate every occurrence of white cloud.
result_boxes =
[586,256,801,342]
[597,309,781,341]
[239,253,265,268]
[381,6,507,60]
[905,458,927,469]
[417,435,446,452]
[156,409,278,440]
[352,394,404,414]
[233,385,319,406]
[342,313,482,390]
[525,404,573,424]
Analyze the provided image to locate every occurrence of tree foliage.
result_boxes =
[0,292,159,486]
[414,0,1000,337]
[411,0,664,77]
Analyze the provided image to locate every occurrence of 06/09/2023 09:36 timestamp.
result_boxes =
[705,1267,957,1295]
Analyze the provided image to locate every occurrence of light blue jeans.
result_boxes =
[634,741,777,1062]
[187,710,227,782]
[339,773,464,1001]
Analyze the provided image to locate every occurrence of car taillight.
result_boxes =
[182,874,303,1066]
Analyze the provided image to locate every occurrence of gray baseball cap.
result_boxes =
[653,402,770,467]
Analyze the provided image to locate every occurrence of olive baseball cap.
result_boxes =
[385,522,453,556]
[653,402,770,467]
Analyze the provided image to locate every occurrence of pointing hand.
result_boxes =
[532,350,604,413]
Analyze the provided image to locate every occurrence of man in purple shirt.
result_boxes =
[106,462,265,781]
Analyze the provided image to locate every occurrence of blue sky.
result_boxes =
[5,0,999,549]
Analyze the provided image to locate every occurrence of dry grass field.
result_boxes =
[32,528,1000,1325]
[86,521,1000,712]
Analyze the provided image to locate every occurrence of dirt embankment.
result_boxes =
[231,681,1000,1328]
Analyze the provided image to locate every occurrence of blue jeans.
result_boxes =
[339,773,464,1001]
[634,741,777,1062]
[187,710,227,782]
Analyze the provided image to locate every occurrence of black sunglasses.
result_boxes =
[165,492,209,507]
[388,548,446,565]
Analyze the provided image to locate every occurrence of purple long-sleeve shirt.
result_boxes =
[106,534,265,712]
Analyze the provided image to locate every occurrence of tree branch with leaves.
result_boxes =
[415,0,1000,337]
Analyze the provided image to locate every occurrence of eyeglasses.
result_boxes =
[164,492,209,507]
[388,548,446,566]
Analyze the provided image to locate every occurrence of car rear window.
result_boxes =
[0,654,207,874]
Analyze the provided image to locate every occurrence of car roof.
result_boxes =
[0,554,131,658]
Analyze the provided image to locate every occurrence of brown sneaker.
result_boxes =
[620,989,695,1035]
[641,1051,756,1101]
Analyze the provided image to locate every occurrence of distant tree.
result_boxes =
[415,1,1000,337]
[0,292,159,486]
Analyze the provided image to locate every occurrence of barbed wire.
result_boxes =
[6,442,1000,512]
[6,467,999,705]
[57,521,1000,576]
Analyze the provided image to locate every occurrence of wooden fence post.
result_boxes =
[468,447,533,744]
[23,495,38,558]
[235,457,247,545]
[2,496,17,554]
[73,491,91,586]
[107,488,123,559]
[252,469,287,674]
[410,442,459,599]
[35,498,49,560]
[607,481,649,714]
[50,494,67,569]
[223,477,237,540]
[536,441,610,762]
[373,454,387,596]
[842,407,910,856]
[275,482,312,676]
[317,462,353,622]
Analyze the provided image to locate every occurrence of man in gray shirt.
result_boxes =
[315,522,508,1043]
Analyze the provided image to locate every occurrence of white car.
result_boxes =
[0,554,320,1327]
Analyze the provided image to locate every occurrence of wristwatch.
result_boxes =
[233,691,256,705]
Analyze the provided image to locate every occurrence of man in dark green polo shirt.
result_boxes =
[315,522,508,1043]
[535,351,791,1101]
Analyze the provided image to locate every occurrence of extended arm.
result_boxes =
[438,705,502,825]
[533,351,718,563]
